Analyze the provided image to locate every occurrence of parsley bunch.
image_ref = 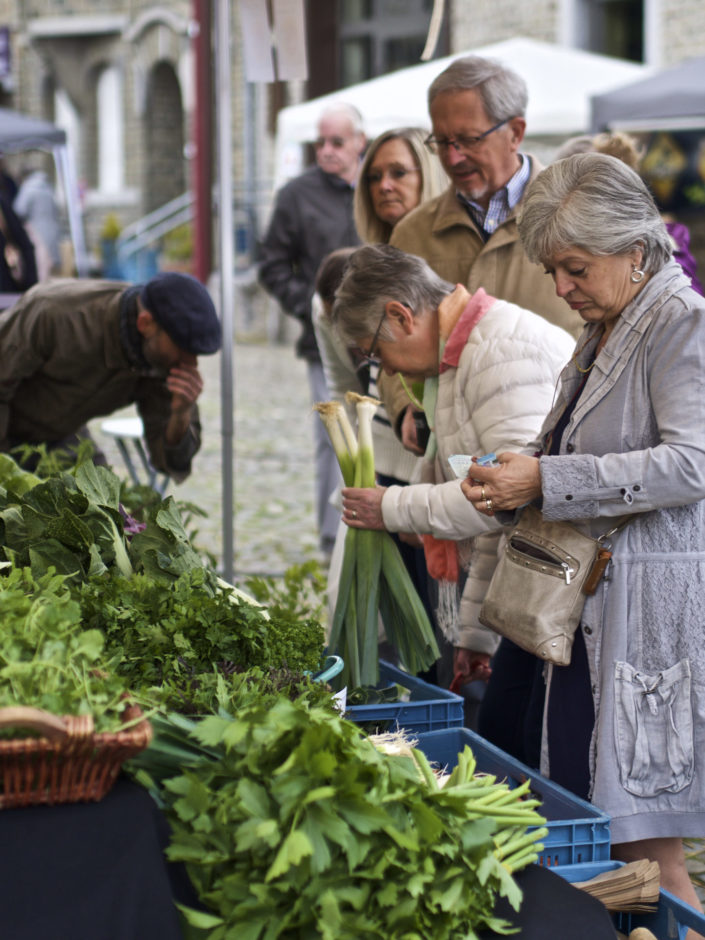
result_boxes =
[0,567,131,732]
[76,569,325,707]
[150,697,546,939]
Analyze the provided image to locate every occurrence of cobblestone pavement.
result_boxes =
[89,339,324,579]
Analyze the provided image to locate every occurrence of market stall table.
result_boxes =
[0,776,192,940]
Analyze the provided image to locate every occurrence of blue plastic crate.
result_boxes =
[557,861,705,940]
[344,660,464,734]
[414,727,611,867]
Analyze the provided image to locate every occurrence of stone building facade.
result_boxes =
[451,0,704,68]
[0,2,200,259]
[0,1,703,276]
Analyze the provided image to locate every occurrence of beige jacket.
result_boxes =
[383,156,582,433]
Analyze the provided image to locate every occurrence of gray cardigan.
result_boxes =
[533,260,705,843]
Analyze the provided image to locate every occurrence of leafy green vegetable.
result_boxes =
[129,498,208,583]
[0,567,132,732]
[0,463,133,581]
[0,453,42,495]
[75,569,325,707]
[130,695,546,939]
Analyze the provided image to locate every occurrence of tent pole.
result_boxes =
[53,144,89,277]
[214,0,235,582]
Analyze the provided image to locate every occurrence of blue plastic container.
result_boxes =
[414,726,611,867]
[344,661,464,734]
[557,861,705,940]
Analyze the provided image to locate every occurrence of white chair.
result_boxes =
[100,416,169,494]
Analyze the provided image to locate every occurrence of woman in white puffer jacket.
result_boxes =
[334,244,575,685]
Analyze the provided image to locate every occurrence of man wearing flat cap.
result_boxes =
[0,272,221,481]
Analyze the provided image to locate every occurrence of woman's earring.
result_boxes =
[630,266,645,283]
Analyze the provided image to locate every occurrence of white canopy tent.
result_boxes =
[0,108,89,278]
[274,37,652,185]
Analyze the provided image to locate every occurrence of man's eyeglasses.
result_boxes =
[424,118,511,155]
[314,136,349,149]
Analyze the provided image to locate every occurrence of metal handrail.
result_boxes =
[114,183,271,270]
[116,192,195,265]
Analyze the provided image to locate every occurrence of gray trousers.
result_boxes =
[307,360,342,551]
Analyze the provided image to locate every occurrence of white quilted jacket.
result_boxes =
[380,287,575,652]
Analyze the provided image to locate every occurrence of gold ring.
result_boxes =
[485,498,493,512]
[481,486,486,500]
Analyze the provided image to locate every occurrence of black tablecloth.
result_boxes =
[0,776,193,940]
[478,862,618,939]
[0,776,617,939]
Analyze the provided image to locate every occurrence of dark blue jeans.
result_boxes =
[477,638,545,769]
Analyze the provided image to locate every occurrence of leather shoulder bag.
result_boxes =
[478,505,628,666]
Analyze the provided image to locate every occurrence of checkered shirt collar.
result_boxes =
[457,153,530,236]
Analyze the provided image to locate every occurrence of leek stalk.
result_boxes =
[315,394,439,689]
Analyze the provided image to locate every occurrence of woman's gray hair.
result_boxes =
[518,152,672,272]
[427,55,527,123]
[332,244,453,347]
[354,127,448,244]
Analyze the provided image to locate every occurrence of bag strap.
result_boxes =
[597,514,633,546]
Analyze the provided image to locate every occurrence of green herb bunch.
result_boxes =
[243,560,327,625]
[153,664,339,717]
[76,569,325,707]
[0,567,131,733]
[143,697,546,939]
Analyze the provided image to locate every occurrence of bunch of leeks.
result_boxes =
[315,393,439,689]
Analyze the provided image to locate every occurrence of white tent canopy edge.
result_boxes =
[274,36,652,186]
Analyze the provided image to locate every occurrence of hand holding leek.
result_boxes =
[342,484,386,529]
[314,393,439,689]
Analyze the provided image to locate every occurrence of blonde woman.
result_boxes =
[353,127,449,245]
[314,128,448,674]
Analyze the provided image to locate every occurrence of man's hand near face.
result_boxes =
[165,361,203,445]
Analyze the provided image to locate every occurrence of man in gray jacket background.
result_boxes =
[258,102,366,559]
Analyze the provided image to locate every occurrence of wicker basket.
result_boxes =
[0,703,153,809]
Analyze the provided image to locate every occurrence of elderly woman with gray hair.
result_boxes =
[333,243,573,693]
[464,152,705,917]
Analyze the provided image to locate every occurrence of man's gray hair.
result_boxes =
[518,152,672,272]
[318,101,365,135]
[427,55,528,122]
[332,244,453,347]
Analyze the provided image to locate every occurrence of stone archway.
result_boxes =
[144,60,185,214]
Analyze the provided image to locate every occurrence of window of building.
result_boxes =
[96,65,125,193]
[572,0,644,62]
[339,0,446,84]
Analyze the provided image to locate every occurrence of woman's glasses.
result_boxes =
[358,309,387,365]
[365,167,419,186]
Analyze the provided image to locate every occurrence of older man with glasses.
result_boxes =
[384,56,583,457]
[258,102,366,561]
[381,55,584,760]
